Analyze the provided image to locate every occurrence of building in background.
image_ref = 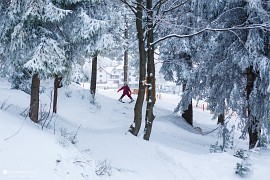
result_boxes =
[96,65,139,89]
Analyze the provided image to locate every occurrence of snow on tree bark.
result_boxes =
[143,0,155,141]
[128,0,146,136]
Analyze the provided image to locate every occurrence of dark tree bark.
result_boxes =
[90,56,97,97]
[124,15,128,83]
[121,0,193,139]
[128,0,146,136]
[182,83,193,126]
[248,116,260,149]
[53,75,62,113]
[218,113,225,125]
[143,0,155,141]
[29,73,40,123]
[246,66,260,149]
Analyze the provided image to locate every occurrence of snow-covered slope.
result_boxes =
[0,78,269,180]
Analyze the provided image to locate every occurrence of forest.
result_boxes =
[0,0,270,179]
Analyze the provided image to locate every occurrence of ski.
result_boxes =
[118,100,134,104]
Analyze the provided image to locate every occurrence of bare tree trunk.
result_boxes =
[218,113,225,125]
[90,56,97,98]
[143,0,155,141]
[124,15,128,83]
[29,73,40,123]
[53,75,62,113]
[248,116,260,149]
[128,0,146,136]
[182,83,193,126]
[246,66,260,149]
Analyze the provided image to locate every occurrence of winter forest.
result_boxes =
[0,0,270,179]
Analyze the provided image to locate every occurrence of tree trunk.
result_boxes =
[248,116,260,149]
[29,73,40,123]
[90,56,97,98]
[143,0,155,141]
[218,113,225,125]
[53,75,62,113]
[246,66,260,149]
[128,0,146,136]
[124,15,128,83]
[182,83,193,126]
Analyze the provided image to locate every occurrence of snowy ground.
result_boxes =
[0,79,270,180]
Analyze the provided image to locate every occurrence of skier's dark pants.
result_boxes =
[120,92,132,99]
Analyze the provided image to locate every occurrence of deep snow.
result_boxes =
[0,79,270,180]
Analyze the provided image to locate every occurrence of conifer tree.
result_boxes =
[159,0,270,148]
[55,0,121,99]
[0,0,69,122]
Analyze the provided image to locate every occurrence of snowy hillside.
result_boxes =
[0,78,270,180]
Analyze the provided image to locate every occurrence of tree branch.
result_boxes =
[120,0,137,14]
[153,0,169,15]
[210,7,246,26]
[153,0,191,29]
[151,25,270,46]
[162,0,191,14]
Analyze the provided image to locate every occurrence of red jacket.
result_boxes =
[118,85,131,94]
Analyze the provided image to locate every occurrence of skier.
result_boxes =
[117,82,134,103]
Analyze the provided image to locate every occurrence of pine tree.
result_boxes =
[55,0,121,98]
[0,0,70,122]
[160,0,270,148]
[0,0,122,116]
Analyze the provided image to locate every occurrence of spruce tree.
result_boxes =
[160,0,270,148]
[0,0,69,122]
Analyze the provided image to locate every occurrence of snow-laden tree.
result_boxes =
[54,0,123,98]
[121,0,192,140]
[0,0,70,122]
[158,0,270,148]
[158,2,197,126]
[85,2,122,98]
[194,0,270,149]
[0,0,123,117]
[0,0,10,77]
[46,0,119,112]
[242,0,270,148]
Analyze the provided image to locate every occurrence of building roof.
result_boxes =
[103,67,115,74]
[99,65,137,75]
[115,65,123,70]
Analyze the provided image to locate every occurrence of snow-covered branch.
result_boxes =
[151,24,270,46]
[210,7,246,26]
[153,0,168,9]
[120,0,137,14]
[162,0,191,14]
